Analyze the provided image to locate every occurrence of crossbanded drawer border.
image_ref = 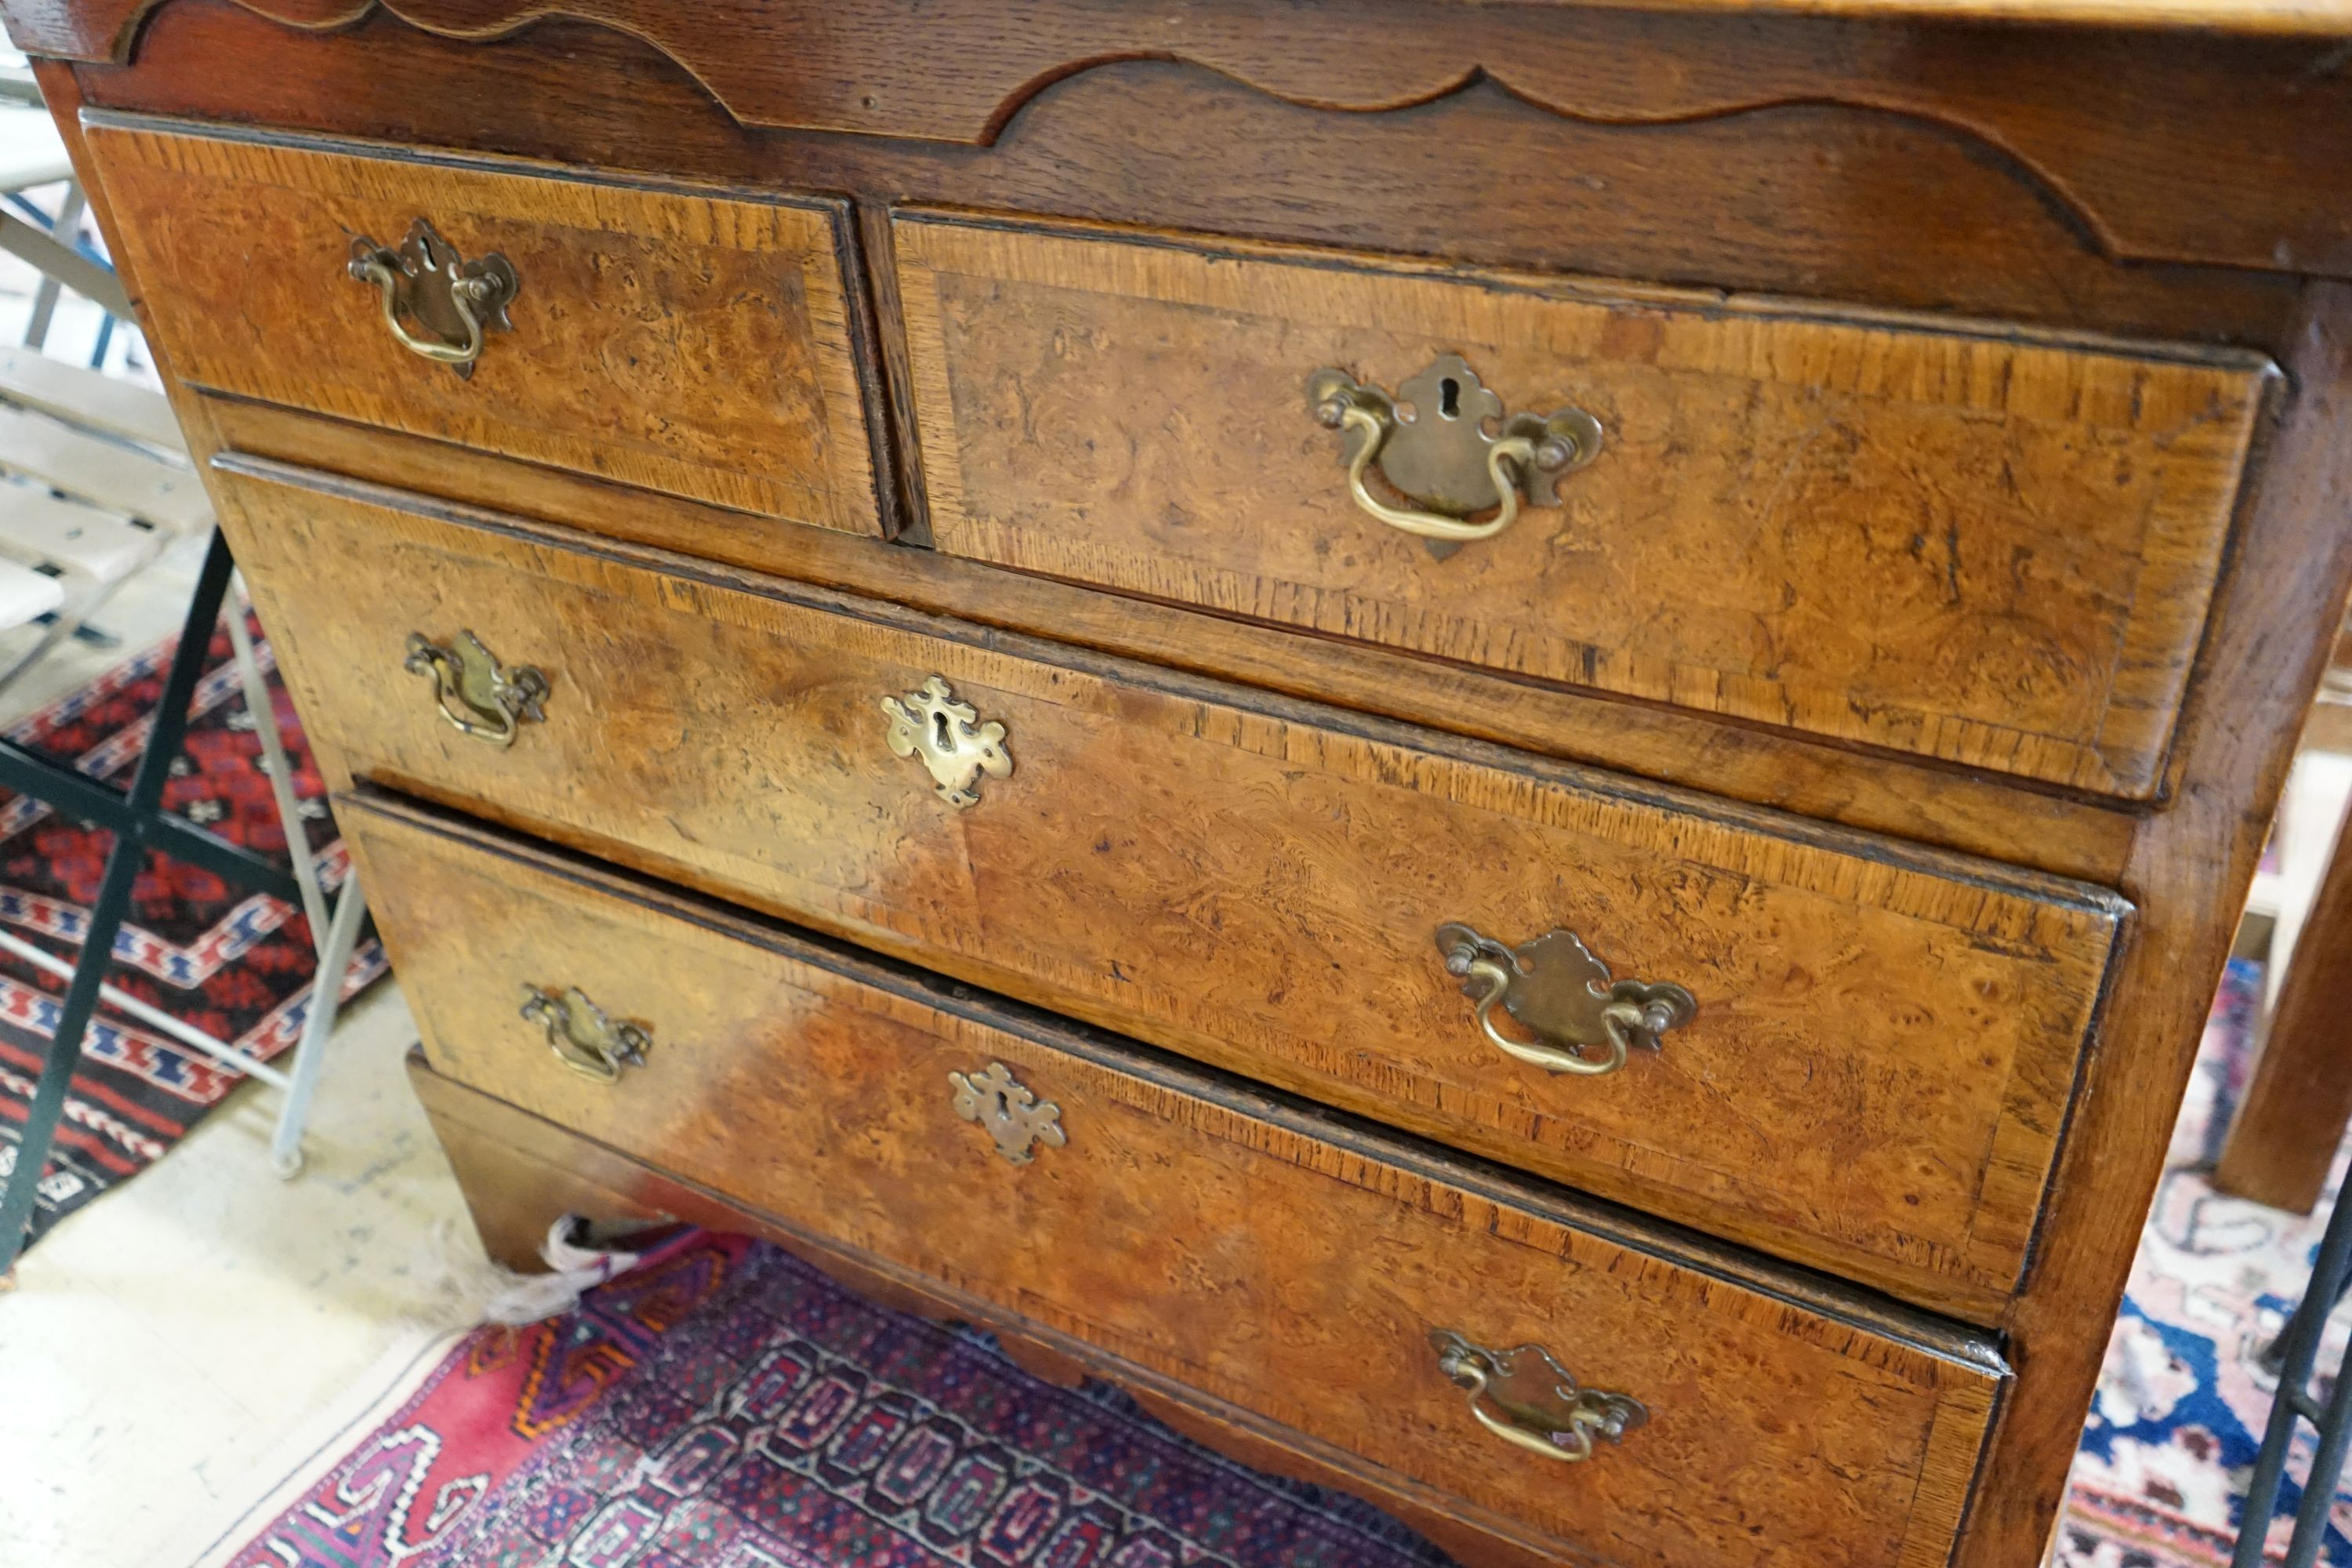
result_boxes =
[213,448,2133,1324]
[358,782,2014,1568]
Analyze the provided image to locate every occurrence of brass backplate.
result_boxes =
[881,675,1013,808]
[405,630,549,746]
[521,984,652,1083]
[1438,922,1695,1058]
[949,1062,1065,1163]
[347,218,518,379]
[1308,354,1602,512]
[1430,1328,1648,1449]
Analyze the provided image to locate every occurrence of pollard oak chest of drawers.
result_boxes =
[13,0,2352,1561]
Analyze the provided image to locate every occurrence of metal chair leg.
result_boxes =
[227,568,358,1178]
[267,877,366,1179]
[0,528,234,1272]
[23,180,84,352]
[2233,1174,2352,1566]
[223,577,328,944]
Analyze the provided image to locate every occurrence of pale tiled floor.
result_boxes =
[0,309,492,1565]
[0,988,490,1568]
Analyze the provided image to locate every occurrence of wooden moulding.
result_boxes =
[216,449,2125,1323]
[16,0,2352,292]
[53,1,2322,349]
[360,786,2008,1568]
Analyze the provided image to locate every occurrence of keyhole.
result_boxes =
[932,711,952,751]
[1439,377,1461,419]
[991,1089,1012,1120]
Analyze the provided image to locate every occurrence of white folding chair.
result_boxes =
[0,326,366,1178]
[0,351,209,695]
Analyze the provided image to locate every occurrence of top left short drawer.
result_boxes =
[84,119,880,532]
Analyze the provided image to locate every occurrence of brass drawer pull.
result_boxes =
[1430,1330,1646,1464]
[347,217,519,378]
[882,675,1012,808]
[520,985,652,1085]
[405,630,549,748]
[1437,922,1693,1078]
[949,1062,1065,1163]
[1307,355,1600,547]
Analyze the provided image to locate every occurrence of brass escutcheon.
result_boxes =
[1437,923,1694,1078]
[1429,1329,1646,1464]
[521,985,652,1085]
[881,675,1012,808]
[1307,354,1601,556]
[949,1062,1065,1164]
[405,630,549,749]
[347,217,519,379]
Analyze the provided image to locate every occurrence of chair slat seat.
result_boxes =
[0,482,154,580]
[0,347,183,453]
[0,553,67,630]
[0,401,211,534]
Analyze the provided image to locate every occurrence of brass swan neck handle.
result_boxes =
[1308,355,1601,549]
[347,217,519,377]
[1438,922,1693,1078]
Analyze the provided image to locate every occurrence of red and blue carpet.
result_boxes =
[0,618,384,1251]
[205,1230,1460,1568]
[2057,958,2352,1566]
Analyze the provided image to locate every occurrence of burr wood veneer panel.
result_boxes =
[897,215,2269,798]
[219,459,2122,1321]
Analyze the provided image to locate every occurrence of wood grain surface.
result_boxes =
[407,1052,1578,1568]
[25,0,2352,83]
[201,394,2149,886]
[20,0,2352,291]
[81,118,878,531]
[2214,821,2352,1212]
[898,215,2267,799]
[67,14,2310,354]
[34,12,2352,1562]
[1951,285,2352,1568]
[349,789,2008,1568]
[218,457,2124,1320]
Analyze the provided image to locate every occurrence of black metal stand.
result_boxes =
[2233,1171,2352,1566]
[0,528,300,1273]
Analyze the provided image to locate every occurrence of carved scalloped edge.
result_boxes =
[76,0,2123,260]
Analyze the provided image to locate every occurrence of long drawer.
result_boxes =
[84,117,879,532]
[217,456,2122,1319]
[340,789,2007,1568]
[895,212,2270,799]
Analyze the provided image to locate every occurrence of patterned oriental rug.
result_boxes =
[0,618,385,1252]
[204,1232,1461,1568]
[2056,958,2352,1566]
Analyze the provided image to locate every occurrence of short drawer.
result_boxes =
[343,791,2007,1568]
[220,457,2121,1320]
[85,116,877,532]
[894,212,2270,799]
